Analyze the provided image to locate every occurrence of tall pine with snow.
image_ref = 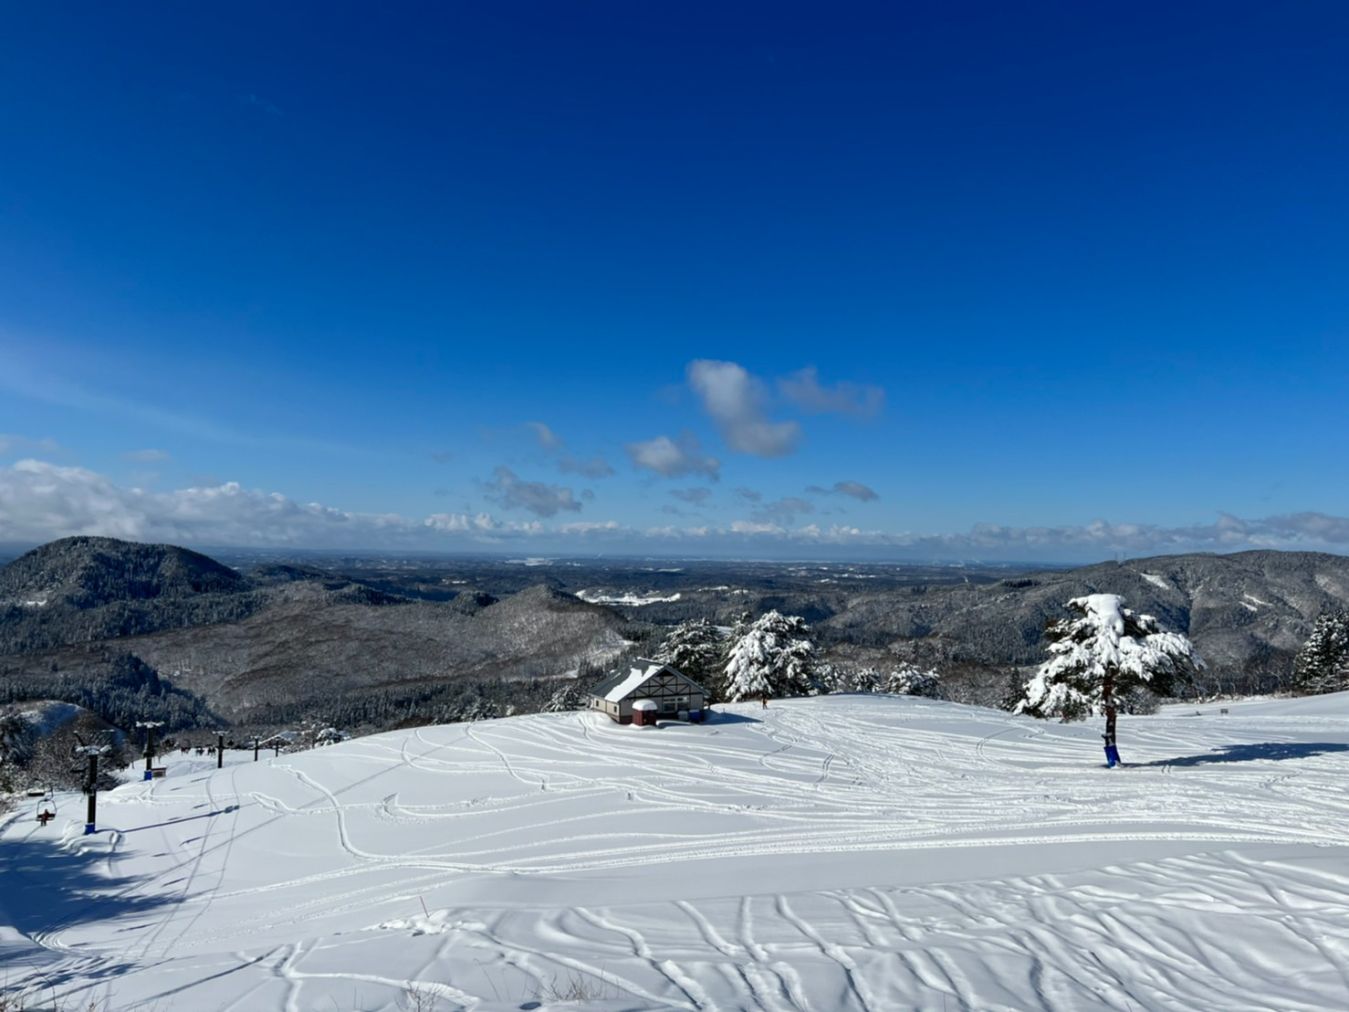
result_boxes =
[655,619,727,700]
[722,611,816,701]
[1293,611,1349,695]
[1017,594,1201,766]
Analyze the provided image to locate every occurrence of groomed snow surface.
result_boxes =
[4,694,1349,1010]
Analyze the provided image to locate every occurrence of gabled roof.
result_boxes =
[590,658,705,703]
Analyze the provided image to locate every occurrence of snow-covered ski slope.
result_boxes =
[4,694,1349,1011]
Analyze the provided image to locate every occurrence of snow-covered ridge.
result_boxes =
[1139,572,1171,590]
[575,589,682,606]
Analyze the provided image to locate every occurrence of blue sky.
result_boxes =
[2,2,1347,560]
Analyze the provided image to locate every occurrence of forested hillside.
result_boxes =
[2,538,1347,744]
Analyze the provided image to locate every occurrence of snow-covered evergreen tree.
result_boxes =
[829,665,881,694]
[722,610,816,701]
[1293,611,1349,695]
[885,665,943,698]
[541,683,589,712]
[655,619,727,699]
[0,712,30,796]
[1016,594,1201,765]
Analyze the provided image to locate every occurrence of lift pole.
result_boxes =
[253,736,260,762]
[76,745,106,834]
[136,720,164,781]
[217,731,225,769]
[86,752,97,831]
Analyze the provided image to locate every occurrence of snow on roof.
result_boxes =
[603,661,664,702]
[633,700,658,711]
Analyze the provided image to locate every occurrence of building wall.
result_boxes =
[590,668,707,723]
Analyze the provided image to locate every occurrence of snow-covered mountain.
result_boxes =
[4,693,1348,1009]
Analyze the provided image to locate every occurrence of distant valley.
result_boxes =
[2,537,1347,745]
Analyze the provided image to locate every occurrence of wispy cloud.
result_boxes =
[670,487,712,505]
[525,421,614,478]
[807,480,879,502]
[779,366,884,418]
[239,92,283,117]
[626,434,720,479]
[484,466,583,518]
[557,454,615,479]
[123,448,170,464]
[0,348,355,456]
[751,496,815,525]
[0,434,60,457]
[525,421,561,450]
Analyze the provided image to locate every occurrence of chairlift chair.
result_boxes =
[35,789,57,826]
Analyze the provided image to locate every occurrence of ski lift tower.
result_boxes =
[135,720,165,781]
[74,744,110,835]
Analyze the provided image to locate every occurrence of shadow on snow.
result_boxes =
[1145,742,1349,766]
[0,831,179,984]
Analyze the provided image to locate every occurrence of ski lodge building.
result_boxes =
[589,659,707,725]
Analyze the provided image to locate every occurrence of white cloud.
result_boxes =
[687,360,800,457]
[626,435,720,479]
[3,458,1347,562]
[0,459,409,547]
[424,512,497,533]
[557,520,621,534]
[484,466,582,518]
[730,520,784,535]
[779,366,884,418]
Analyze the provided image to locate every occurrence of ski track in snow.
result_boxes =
[5,694,1349,1010]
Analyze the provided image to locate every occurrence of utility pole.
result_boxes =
[75,745,107,835]
[136,720,165,781]
[216,731,226,769]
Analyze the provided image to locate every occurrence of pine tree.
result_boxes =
[1293,611,1349,695]
[825,665,881,694]
[541,683,588,712]
[655,619,727,699]
[722,611,816,701]
[885,665,942,698]
[1016,594,1201,765]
